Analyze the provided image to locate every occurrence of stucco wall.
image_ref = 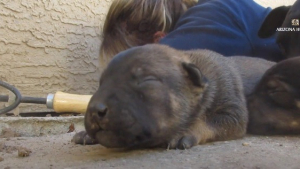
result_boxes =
[255,0,295,8]
[0,0,113,113]
[0,0,296,113]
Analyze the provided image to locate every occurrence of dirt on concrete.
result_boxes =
[0,128,21,138]
[0,133,300,169]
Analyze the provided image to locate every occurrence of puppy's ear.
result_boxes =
[258,6,291,38]
[266,77,298,108]
[182,62,207,88]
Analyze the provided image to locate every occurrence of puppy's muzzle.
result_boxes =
[85,102,108,138]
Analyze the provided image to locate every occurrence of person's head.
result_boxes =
[100,0,198,66]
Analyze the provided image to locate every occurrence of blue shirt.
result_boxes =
[160,0,284,62]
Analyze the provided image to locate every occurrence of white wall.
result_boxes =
[255,0,295,8]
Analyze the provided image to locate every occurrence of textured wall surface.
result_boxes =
[0,0,296,113]
[255,0,295,8]
[0,0,112,112]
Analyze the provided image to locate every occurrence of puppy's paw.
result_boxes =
[168,135,198,150]
[72,131,99,145]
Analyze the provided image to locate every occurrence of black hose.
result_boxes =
[0,80,22,114]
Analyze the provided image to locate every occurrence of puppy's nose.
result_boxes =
[96,103,107,118]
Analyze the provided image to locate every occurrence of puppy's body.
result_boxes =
[229,56,275,96]
[255,0,300,134]
[247,57,300,135]
[78,44,275,149]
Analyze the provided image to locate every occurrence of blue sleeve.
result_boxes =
[159,0,284,62]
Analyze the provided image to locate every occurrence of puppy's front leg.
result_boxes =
[208,104,248,141]
[168,120,215,149]
[72,131,99,145]
[168,104,247,149]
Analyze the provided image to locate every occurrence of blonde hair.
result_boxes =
[100,0,198,67]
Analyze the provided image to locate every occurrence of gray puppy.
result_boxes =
[74,44,274,149]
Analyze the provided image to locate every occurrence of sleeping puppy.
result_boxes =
[74,44,275,149]
[247,57,300,135]
[258,0,300,57]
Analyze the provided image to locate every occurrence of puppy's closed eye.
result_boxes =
[138,76,160,86]
[143,76,158,82]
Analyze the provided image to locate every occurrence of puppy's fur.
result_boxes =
[76,44,275,149]
[247,57,300,135]
[258,0,300,57]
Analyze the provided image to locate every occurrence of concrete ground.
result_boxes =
[1,133,300,169]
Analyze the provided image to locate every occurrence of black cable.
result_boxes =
[0,80,49,114]
[21,97,47,104]
[0,95,9,102]
[0,80,22,114]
